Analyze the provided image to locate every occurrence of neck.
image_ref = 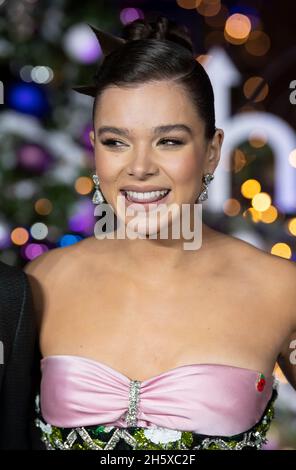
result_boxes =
[113,222,218,274]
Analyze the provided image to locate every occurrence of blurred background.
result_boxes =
[0,0,295,449]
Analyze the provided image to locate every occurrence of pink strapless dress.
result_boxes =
[34,355,279,450]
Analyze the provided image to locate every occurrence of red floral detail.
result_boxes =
[256,374,266,392]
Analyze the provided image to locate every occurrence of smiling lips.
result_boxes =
[119,187,171,206]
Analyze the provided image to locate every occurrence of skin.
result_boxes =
[25,80,296,389]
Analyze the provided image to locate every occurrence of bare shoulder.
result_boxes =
[24,235,109,278]
[215,230,296,329]
[23,236,110,323]
[24,243,79,283]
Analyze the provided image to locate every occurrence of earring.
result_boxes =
[197,173,215,203]
[92,174,105,204]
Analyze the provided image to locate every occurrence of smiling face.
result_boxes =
[89,80,224,236]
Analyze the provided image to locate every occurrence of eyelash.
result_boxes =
[101,138,185,147]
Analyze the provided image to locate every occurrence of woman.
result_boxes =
[25,16,296,450]
[0,261,36,449]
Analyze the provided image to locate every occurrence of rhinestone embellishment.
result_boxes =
[125,380,141,426]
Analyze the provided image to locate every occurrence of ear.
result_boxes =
[205,128,224,173]
[89,129,95,149]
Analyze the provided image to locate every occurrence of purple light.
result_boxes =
[120,8,144,25]
[63,24,102,64]
[18,144,52,172]
[24,243,49,260]
[0,225,11,250]
[68,199,95,235]
[81,123,94,151]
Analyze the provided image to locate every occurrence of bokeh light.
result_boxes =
[177,0,201,9]
[63,23,102,64]
[17,144,52,173]
[249,135,267,148]
[287,218,296,236]
[7,82,49,117]
[35,198,53,215]
[204,4,228,28]
[75,176,93,195]
[68,199,95,234]
[245,30,271,56]
[243,76,269,102]
[30,222,48,240]
[224,13,252,45]
[11,227,29,245]
[59,234,82,247]
[241,179,261,199]
[243,207,262,223]
[20,64,33,82]
[260,206,278,224]
[120,8,144,25]
[196,0,221,17]
[271,243,292,259]
[252,192,271,211]
[24,243,49,260]
[0,222,11,249]
[223,198,241,216]
[81,124,94,151]
[31,65,54,84]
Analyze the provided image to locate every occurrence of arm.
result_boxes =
[0,268,37,449]
[277,330,296,391]
[276,263,296,391]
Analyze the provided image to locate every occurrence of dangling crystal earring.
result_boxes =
[92,174,104,204]
[197,173,215,203]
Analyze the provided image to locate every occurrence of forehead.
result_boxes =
[95,81,203,131]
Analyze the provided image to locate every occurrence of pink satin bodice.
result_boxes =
[40,355,276,436]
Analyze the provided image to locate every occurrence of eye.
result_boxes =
[158,138,184,146]
[101,139,127,148]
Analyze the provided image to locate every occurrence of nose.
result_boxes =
[126,147,159,179]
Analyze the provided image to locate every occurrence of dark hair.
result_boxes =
[92,16,216,140]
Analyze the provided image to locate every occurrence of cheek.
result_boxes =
[94,151,121,183]
[169,152,203,185]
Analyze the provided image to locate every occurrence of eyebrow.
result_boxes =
[97,124,193,138]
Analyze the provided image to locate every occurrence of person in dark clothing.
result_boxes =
[0,261,36,449]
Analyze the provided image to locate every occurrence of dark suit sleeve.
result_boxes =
[0,266,37,449]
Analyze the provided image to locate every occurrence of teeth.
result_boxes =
[124,189,169,201]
